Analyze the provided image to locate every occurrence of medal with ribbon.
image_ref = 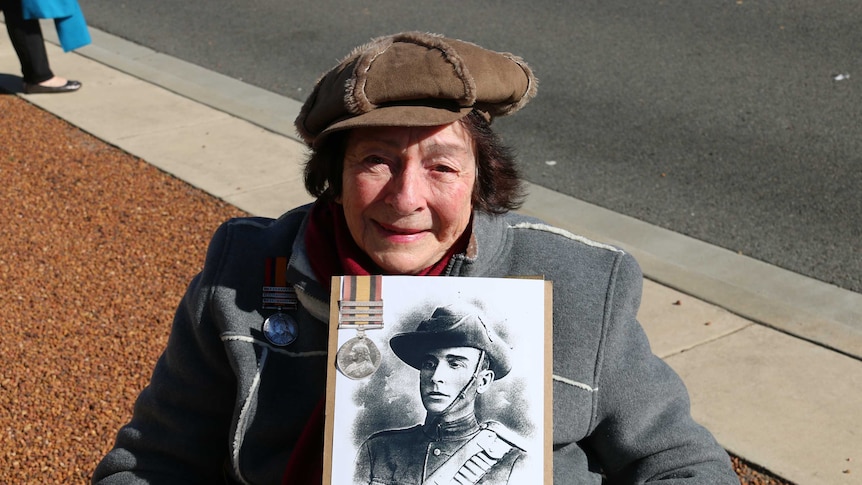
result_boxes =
[261,256,298,346]
[336,275,384,379]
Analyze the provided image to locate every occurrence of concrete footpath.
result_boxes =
[3,24,861,484]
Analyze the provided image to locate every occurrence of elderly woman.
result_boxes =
[93,32,738,484]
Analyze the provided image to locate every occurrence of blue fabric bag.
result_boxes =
[22,0,92,52]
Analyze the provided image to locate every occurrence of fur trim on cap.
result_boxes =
[345,32,478,115]
[498,53,538,116]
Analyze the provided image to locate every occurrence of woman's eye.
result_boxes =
[359,155,393,174]
[421,360,436,370]
[431,163,460,176]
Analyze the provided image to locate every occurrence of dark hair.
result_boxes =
[478,351,491,373]
[302,110,525,214]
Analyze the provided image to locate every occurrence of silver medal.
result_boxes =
[336,334,381,380]
[262,312,298,346]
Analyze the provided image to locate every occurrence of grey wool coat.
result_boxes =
[92,203,739,484]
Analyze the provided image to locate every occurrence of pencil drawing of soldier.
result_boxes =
[353,303,528,484]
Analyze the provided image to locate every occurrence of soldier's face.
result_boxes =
[419,347,491,420]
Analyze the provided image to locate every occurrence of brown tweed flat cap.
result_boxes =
[294,31,538,147]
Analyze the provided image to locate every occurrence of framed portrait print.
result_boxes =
[323,275,552,484]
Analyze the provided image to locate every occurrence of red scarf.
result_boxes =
[282,200,470,484]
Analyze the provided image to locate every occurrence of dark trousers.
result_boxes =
[1,0,54,84]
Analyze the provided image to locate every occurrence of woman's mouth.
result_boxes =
[375,221,427,240]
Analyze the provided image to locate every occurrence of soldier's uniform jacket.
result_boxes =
[354,415,525,485]
[92,204,739,484]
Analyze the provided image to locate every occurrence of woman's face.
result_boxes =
[340,122,476,274]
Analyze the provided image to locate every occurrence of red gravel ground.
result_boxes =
[0,93,794,484]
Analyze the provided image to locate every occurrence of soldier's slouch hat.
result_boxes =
[390,304,513,379]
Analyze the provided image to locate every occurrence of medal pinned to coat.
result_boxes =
[261,256,299,347]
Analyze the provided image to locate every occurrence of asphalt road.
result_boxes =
[80,0,861,292]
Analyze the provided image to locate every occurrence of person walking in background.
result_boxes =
[1,0,89,93]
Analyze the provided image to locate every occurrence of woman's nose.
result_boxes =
[385,163,426,214]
